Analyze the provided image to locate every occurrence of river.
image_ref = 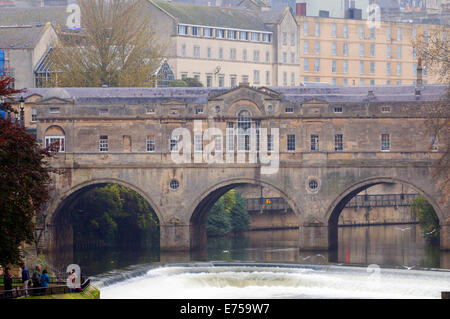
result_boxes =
[54,224,450,299]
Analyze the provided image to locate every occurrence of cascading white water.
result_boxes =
[98,263,450,299]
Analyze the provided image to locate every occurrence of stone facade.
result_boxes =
[19,83,450,252]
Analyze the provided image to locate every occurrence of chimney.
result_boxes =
[296,2,306,16]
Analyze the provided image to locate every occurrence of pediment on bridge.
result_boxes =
[208,83,282,102]
[38,97,73,105]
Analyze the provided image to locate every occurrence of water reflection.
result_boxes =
[53,224,449,276]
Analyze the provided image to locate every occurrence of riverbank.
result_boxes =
[22,285,100,299]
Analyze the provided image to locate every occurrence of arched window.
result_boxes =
[44,125,65,152]
[237,110,251,151]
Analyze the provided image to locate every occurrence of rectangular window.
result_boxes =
[343,43,348,56]
[381,134,390,151]
[266,51,270,63]
[343,60,348,73]
[99,108,108,116]
[397,28,402,41]
[251,32,259,41]
[343,78,348,86]
[49,107,60,114]
[290,32,295,46]
[203,27,212,37]
[195,107,203,114]
[227,30,237,40]
[265,71,270,85]
[413,63,417,76]
[360,26,364,39]
[45,136,65,152]
[191,26,199,36]
[332,78,337,85]
[291,72,295,85]
[239,31,248,41]
[216,29,225,38]
[226,122,234,152]
[146,136,155,152]
[243,49,247,61]
[290,52,295,64]
[413,28,417,41]
[267,134,273,151]
[207,47,211,59]
[303,22,308,36]
[206,75,212,87]
[214,135,223,152]
[304,58,309,72]
[334,134,343,151]
[253,70,260,84]
[253,50,260,62]
[194,134,203,152]
[359,79,364,86]
[360,44,364,57]
[283,72,287,85]
[218,75,224,87]
[242,75,249,83]
[397,63,402,76]
[370,27,375,39]
[303,40,308,54]
[287,134,295,151]
[178,25,188,35]
[181,44,186,57]
[314,59,320,72]
[413,46,417,59]
[219,47,223,59]
[332,24,337,37]
[370,43,375,57]
[386,62,391,75]
[315,23,320,37]
[315,41,320,55]
[360,61,364,74]
[31,108,37,122]
[343,24,348,38]
[381,106,391,113]
[262,33,270,42]
[370,62,375,74]
[311,134,319,151]
[230,75,237,87]
[193,46,200,58]
[283,52,287,64]
[397,45,402,58]
[332,42,337,55]
[99,135,108,152]
[230,48,236,60]
[285,107,294,113]
[282,32,287,45]
[386,44,391,58]
[386,27,391,41]
[334,106,343,113]
[332,60,336,73]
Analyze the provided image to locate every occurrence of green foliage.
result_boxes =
[206,190,249,237]
[169,77,203,87]
[411,195,440,243]
[71,184,159,247]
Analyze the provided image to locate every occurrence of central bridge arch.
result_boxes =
[187,177,303,249]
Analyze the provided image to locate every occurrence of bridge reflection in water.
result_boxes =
[47,225,449,277]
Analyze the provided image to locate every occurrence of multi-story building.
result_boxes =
[295,11,444,86]
[147,0,300,87]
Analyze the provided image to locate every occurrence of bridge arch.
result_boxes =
[325,176,445,250]
[46,178,162,251]
[187,177,302,249]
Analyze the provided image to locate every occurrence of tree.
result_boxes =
[169,77,203,87]
[0,77,55,267]
[206,200,231,237]
[411,196,440,243]
[230,192,250,233]
[416,28,450,200]
[50,0,165,87]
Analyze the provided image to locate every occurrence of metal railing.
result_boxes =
[0,278,91,299]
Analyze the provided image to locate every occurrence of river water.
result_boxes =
[64,224,450,299]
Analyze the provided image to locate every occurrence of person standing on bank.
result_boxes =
[3,267,13,298]
[31,265,41,295]
[20,263,30,296]
[40,269,50,296]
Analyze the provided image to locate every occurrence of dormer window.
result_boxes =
[178,25,188,35]
[146,106,155,114]
[334,107,343,113]
[49,107,60,114]
[285,107,294,113]
[195,107,203,114]
[381,106,391,113]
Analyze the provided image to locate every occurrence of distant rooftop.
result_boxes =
[0,6,66,27]
[0,24,51,49]
[153,0,280,31]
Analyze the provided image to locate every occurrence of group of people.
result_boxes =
[2,264,50,298]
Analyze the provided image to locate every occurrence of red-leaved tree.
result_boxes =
[0,77,55,267]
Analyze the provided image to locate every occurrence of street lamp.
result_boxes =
[19,96,25,128]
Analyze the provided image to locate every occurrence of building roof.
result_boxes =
[20,85,448,105]
[0,6,67,27]
[153,0,272,31]
[0,23,51,49]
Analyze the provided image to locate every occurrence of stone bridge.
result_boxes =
[23,84,449,251]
